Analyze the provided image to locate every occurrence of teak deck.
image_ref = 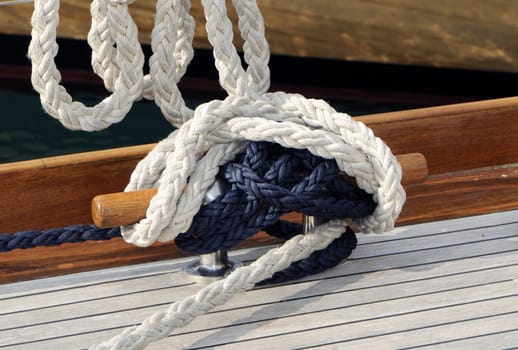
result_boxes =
[2,209,518,349]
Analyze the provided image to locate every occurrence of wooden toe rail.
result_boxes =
[91,153,428,228]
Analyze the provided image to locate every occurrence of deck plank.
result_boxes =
[0,210,517,349]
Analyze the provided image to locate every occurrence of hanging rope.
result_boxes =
[27,0,406,348]
[29,0,145,131]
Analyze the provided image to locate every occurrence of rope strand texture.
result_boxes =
[176,141,375,253]
[92,221,347,350]
[29,0,144,131]
[99,92,404,348]
[121,92,405,247]
[0,226,119,252]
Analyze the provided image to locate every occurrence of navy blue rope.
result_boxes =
[0,225,120,252]
[175,142,374,283]
[176,142,374,252]
[258,226,357,285]
[2,142,375,284]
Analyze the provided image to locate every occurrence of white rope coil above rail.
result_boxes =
[29,0,145,131]
[28,0,271,129]
[27,0,406,348]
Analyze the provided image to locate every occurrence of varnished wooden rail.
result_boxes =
[3,96,518,233]
[91,153,428,228]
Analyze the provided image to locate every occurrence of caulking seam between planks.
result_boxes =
[0,283,186,317]
[297,312,518,350]
[352,232,518,260]
[0,254,198,298]
[399,328,518,349]
[5,244,518,319]
[180,307,518,350]
[501,346,518,350]
[256,247,518,292]
[353,231,518,261]
[358,210,518,244]
[213,262,518,313]
[4,279,516,346]
[358,219,518,246]
[0,268,187,302]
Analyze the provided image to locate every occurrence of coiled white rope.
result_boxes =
[120,92,405,246]
[28,0,405,348]
[29,0,145,131]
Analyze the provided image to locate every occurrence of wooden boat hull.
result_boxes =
[2,1,518,73]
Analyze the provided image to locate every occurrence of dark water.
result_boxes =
[0,88,182,163]
[0,87,411,164]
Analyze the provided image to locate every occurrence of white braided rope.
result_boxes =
[120,93,404,246]
[37,0,271,129]
[88,0,197,126]
[29,0,405,348]
[148,0,196,125]
[232,0,270,94]
[29,0,144,131]
[202,0,270,97]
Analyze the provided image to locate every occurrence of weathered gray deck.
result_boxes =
[1,210,518,349]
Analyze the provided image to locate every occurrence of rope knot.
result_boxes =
[175,141,376,254]
[121,92,405,248]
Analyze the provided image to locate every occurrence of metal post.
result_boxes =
[303,214,326,235]
[184,249,242,284]
[183,178,242,284]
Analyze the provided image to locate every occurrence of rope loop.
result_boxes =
[29,0,144,131]
[202,0,270,97]
[89,0,197,126]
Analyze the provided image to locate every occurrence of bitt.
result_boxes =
[183,178,243,284]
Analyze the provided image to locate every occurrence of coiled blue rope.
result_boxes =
[177,142,373,283]
[1,142,375,283]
